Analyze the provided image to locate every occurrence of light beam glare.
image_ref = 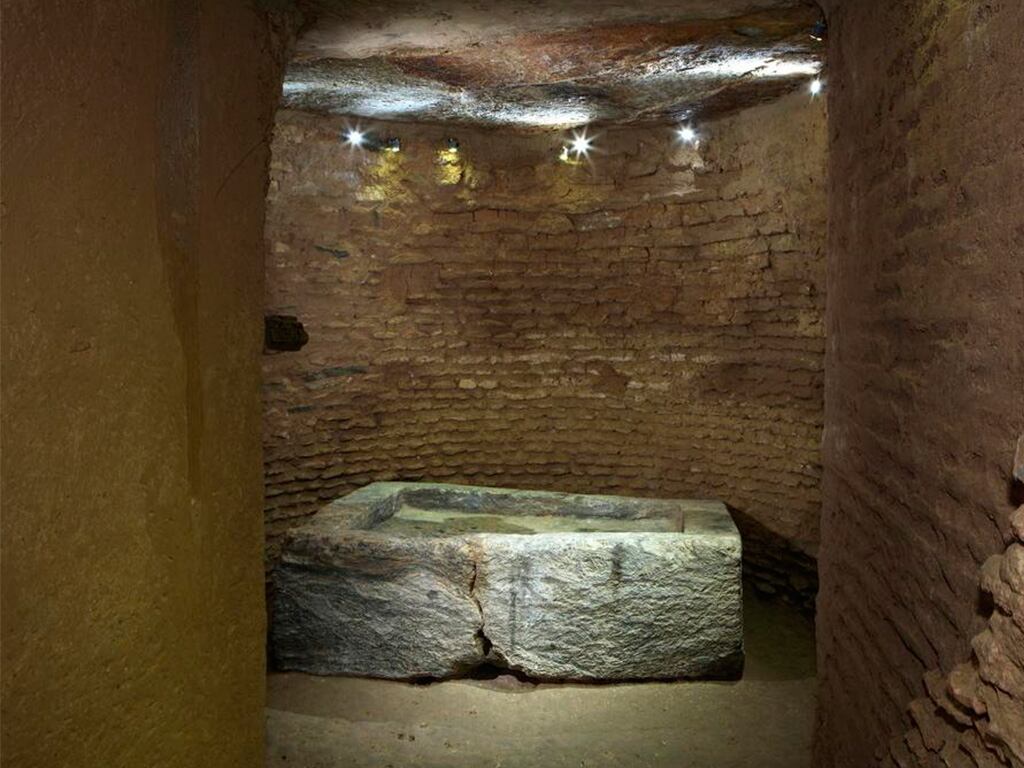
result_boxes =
[344,127,366,147]
[568,129,593,157]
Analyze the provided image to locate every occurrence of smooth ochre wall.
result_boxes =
[263,93,827,604]
[816,1,1024,765]
[1,2,288,765]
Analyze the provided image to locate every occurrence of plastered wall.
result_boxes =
[1,2,289,764]
[816,1,1024,765]
[262,92,827,602]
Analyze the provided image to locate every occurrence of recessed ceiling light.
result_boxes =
[569,130,593,157]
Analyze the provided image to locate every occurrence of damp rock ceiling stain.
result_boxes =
[286,0,825,127]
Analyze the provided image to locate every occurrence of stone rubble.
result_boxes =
[883,444,1024,768]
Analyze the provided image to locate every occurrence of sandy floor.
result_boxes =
[266,593,815,768]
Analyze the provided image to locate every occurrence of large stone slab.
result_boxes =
[272,482,743,680]
[476,533,743,679]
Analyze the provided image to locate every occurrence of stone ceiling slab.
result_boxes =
[285,0,825,127]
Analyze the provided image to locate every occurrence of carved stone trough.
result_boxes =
[271,482,743,681]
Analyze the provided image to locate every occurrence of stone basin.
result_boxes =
[271,482,743,681]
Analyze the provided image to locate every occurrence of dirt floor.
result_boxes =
[266,592,815,767]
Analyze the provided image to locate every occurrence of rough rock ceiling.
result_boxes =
[285,0,825,128]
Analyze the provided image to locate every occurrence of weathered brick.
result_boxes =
[263,97,827,611]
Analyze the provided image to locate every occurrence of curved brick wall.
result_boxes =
[262,93,827,602]
[816,1,1024,765]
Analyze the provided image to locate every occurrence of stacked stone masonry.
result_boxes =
[816,1,1024,765]
[263,93,827,606]
[884,443,1024,768]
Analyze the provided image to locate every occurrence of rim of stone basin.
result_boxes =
[289,481,740,543]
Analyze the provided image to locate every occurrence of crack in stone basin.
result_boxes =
[272,482,743,682]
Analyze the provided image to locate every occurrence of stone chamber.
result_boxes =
[1,2,1022,768]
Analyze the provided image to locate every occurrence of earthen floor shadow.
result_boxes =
[265,591,815,767]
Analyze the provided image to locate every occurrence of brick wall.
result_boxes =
[262,92,827,602]
[816,0,1024,765]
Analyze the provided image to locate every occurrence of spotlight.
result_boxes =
[568,130,593,157]
[809,78,824,96]
[343,128,365,147]
[677,126,698,144]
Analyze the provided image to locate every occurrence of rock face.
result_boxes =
[272,483,743,681]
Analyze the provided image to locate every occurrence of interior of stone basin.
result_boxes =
[367,485,690,535]
[377,505,680,535]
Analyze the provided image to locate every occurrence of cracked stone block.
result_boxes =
[272,532,483,678]
[271,482,743,680]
